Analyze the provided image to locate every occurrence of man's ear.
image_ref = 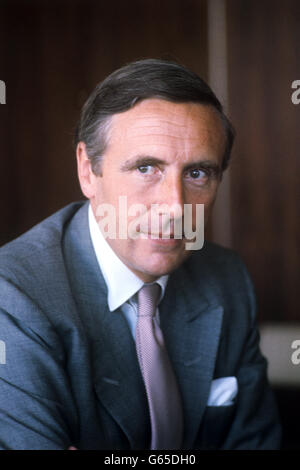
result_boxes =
[76,142,98,199]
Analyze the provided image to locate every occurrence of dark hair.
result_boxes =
[74,58,235,174]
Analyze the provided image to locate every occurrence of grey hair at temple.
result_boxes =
[74,58,235,175]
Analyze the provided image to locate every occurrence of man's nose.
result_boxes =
[156,174,185,218]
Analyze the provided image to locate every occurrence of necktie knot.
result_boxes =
[138,283,161,317]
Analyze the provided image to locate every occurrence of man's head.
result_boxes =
[75,58,234,175]
[75,59,235,282]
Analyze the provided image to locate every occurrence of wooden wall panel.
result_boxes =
[227,0,300,322]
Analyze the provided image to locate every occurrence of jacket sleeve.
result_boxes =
[0,276,78,449]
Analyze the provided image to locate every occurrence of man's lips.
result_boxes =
[141,231,177,239]
[139,231,184,245]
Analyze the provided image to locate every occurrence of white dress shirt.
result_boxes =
[88,204,169,340]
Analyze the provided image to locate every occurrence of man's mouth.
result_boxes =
[138,231,184,247]
[139,228,180,239]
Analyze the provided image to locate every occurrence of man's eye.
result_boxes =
[137,165,155,174]
[188,168,207,180]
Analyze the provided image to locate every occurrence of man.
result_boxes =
[0,59,281,450]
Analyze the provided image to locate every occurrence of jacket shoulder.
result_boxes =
[0,201,86,282]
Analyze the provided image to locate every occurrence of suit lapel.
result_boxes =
[63,203,150,449]
[160,264,224,449]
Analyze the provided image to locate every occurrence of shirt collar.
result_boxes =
[88,204,169,312]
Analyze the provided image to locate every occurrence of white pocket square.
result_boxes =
[207,376,238,406]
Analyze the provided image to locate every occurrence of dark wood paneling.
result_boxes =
[0,0,207,246]
[227,0,300,322]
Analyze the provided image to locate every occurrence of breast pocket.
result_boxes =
[195,404,237,449]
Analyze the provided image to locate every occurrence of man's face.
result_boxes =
[78,99,226,282]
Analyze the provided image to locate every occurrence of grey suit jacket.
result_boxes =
[0,202,281,449]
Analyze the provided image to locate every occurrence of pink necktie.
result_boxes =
[136,283,183,449]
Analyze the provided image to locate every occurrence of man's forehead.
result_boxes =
[109,98,226,141]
